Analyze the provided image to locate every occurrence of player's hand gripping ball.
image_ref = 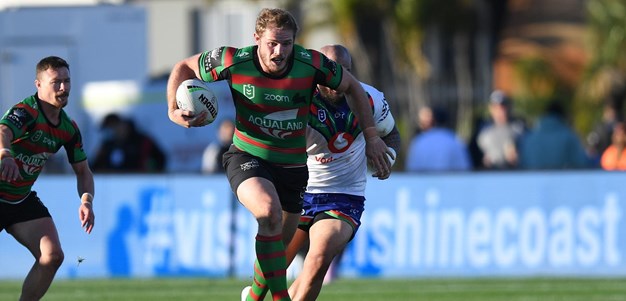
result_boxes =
[367,146,396,176]
[176,79,219,126]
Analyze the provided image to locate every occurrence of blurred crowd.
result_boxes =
[406,90,626,172]
[42,91,626,174]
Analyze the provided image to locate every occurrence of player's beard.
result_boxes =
[265,55,287,74]
[319,87,344,105]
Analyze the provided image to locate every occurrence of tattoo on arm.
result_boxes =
[381,126,401,153]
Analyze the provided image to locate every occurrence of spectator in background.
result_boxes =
[201,119,235,174]
[405,106,471,172]
[91,113,167,173]
[519,101,590,169]
[600,122,626,170]
[586,101,619,166]
[467,117,487,170]
[477,90,526,169]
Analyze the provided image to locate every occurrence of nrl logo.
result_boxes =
[317,109,327,122]
[243,84,255,100]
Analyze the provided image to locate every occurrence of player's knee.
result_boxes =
[39,249,64,269]
[256,211,283,233]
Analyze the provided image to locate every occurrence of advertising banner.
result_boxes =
[0,172,624,279]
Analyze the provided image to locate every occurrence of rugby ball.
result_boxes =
[176,79,219,126]
[367,147,396,175]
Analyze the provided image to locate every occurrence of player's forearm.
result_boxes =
[73,161,95,203]
[344,76,376,136]
[167,56,201,117]
[0,125,14,154]
[382,126,401,153]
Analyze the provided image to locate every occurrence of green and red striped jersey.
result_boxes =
[0,94,87,202]
[198,44,343,164]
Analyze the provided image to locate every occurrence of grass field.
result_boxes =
[1,277,626,301]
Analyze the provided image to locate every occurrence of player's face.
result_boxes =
[255,27,294,75]
[35,67,71,108]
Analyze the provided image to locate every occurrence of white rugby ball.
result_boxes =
[176,79,219,126]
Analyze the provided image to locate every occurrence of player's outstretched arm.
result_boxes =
[166,54,208,128]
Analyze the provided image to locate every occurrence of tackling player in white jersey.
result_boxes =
[291,43,400,300]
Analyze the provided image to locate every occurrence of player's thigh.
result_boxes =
[236,176,281,218]
[308,219,352,257]
[7,217,62,258]
[286,227,309,264]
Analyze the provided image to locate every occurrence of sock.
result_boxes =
[247,234,290,301]
[247,260,269,300]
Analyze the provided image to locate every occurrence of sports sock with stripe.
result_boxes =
[246,234,290,301]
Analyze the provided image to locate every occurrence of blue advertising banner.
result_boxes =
[0,172,624,279]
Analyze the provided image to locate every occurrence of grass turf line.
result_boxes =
[0,277,625,301]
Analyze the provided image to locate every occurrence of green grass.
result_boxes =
[1,277,625,301]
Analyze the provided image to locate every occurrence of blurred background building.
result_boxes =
[1,0,623,172]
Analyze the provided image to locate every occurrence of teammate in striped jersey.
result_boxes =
[0,56,95,300]
[166,8,392,301]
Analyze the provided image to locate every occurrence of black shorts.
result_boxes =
[223,145,307,213]
[0,191,51,232]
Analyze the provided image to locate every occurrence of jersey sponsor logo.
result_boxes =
[236,50,251,58]
[243,84,255,99]
[328,132,354,153]
[16,152,49,175]
[249,109,303,139]
[264,93,290,102]
[42,137,57,148]
[293,93,306,105]
[6,108,28,129]
[240,158,259,171]
[314,155,335,164]
[298,50,311,60]
[204,48,223,73]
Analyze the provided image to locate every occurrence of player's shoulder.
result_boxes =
[360,82,387,109]
[293,45,331,69]
[360,82,384,99]
[293,44,315,62]
[13,95,40,117]
[202,46,254,70]
[230,45,255,64]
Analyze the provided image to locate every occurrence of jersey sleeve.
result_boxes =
[198,46,253,83]
[319,52,343,90]
[0,103,37,139]
[64,120,88,164]
[362,82,395,137]
[198,46,229,82]
[299,47,343,90]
